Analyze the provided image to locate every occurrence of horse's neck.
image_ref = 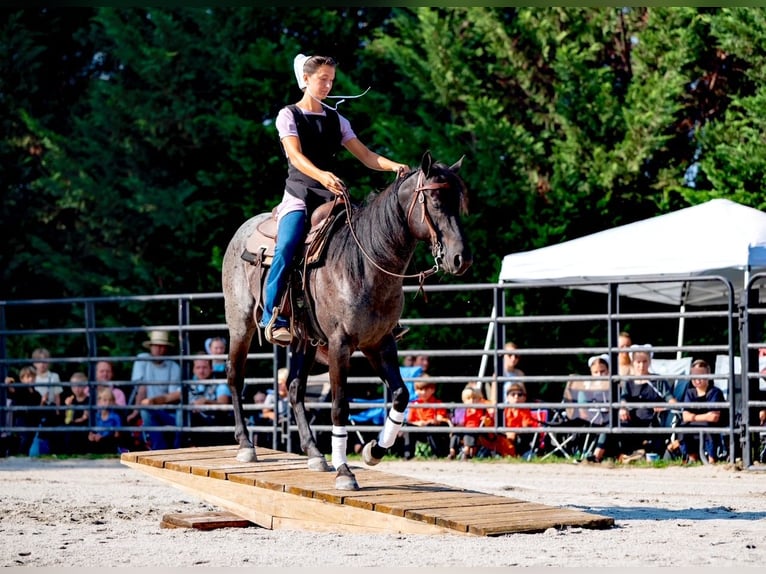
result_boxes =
[342,192,417,280]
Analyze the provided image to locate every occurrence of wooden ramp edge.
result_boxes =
[121,445,614,536]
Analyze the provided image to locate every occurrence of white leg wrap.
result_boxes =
[331,425,348,470]
[377,408,404,449]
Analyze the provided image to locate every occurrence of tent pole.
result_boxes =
[676,304,685,360]
[478,303,497,379]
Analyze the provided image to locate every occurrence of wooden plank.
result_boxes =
[122,460,455,535]
[369,492,518,517]
[160,511,254,530]
[121,446,615,536]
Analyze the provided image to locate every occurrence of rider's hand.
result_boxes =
[324,172,346,196]
[394,164,410,178]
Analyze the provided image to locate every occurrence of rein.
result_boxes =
[340,170,448,292]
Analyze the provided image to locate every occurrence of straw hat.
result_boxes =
[142,330,175,349]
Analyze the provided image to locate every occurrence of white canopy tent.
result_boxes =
[498,198,766,307]
[477,199,766,377]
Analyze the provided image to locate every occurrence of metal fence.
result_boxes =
[1,277,764,467]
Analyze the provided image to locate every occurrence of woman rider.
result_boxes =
[260,54,409,345]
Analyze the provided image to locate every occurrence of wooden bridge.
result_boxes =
[121,445,614,536]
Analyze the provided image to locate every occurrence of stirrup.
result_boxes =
[263,308,291,347]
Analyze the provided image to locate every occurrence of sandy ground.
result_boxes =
[0,455,765,568]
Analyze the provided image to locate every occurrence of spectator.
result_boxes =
[32,347,63,413]
[205,337,227,374]
[673,359,727,464]
[87,387,123,454]
[262,368,290,423]
[3,366,43,456]
[488,341,525,407]
[616,344,675,462]
[63,371,91,454]
[449,384,495,460]
[413,354,430,374]
[617,331,633,376]
[95,361,127,408]
[398,354,424,407]
[188,353,233,446]
[402,376,451,459]
[503,382,542,458]
[128,330,182,450]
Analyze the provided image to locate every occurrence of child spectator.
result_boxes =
[32,347,63,413]
[503,382,542,457]
[449,384,495,460]
[63,372,91,454]
[87,387,123,454]
[402,376,451,459]
[4,366,43,456]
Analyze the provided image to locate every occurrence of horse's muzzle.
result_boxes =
[447,251,473,276]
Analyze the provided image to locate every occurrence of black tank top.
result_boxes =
[283,104,343,213]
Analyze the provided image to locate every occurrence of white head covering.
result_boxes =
[293,53,309,90]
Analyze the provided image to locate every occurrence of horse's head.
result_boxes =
[400,151,472,276]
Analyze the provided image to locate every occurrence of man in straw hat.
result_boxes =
[126,330,182,450]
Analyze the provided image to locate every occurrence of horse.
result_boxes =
[221,151,472,490]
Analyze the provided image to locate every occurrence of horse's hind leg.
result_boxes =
[288,344,331,472]
[227,328,258,462]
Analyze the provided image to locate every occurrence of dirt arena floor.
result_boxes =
[1,455,764,568]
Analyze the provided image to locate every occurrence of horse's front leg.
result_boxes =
[326,338,359,491]
[287,344,331,472]
[226,331,256,462]
[361,334,409,466]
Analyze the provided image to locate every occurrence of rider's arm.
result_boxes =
[344,138,407,173]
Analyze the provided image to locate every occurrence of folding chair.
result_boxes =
[541,379,610,461]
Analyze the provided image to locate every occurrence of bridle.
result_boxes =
[341,169,451,288]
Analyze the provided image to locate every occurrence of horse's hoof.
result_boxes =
[307,455,332,472]
[335,464,360,491]
[362,440,383,466]
[236,448,257,463]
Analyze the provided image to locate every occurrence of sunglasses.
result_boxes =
[508,392,526,397]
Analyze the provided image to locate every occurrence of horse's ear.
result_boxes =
[420,150,433,176]
[449,155,465,173]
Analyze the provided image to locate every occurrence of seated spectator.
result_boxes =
[449,384,495,460]
[616,345,675,462]
[402,376,451,459]
[128,330,182,450]
[63,372,92,454]
[95,360,127,408]
[492,341,526,405]
[670,359,727,464]
[205,336,227,374]
[262,368,289,423]
[3,366,43,456]
[188,353,233,446]
[589,345,674,463]
[87,387,123,454]
[32,347,63,422]
[502,382,542,458]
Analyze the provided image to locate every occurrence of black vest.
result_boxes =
[283,104,343,213]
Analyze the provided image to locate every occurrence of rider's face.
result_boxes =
[306,65,335,99]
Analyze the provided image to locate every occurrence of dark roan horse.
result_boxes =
[222,151,472,490]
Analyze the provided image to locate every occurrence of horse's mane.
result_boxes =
[338,161,467,277]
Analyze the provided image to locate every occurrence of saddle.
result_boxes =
[240,198,348,345]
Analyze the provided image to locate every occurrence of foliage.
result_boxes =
[2,7,766,374]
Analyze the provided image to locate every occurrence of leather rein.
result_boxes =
[340,170,449,289]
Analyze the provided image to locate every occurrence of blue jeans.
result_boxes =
[140,407,182,450]
[262,210,306,326]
